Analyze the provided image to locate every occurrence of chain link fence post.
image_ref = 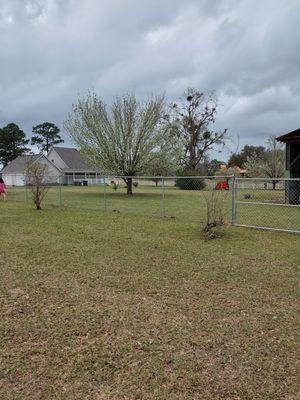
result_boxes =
[161,177,165,217]
[25,181,28,203]
[103,177,107,211]
[59,180,63,207]
[231,175,237,225]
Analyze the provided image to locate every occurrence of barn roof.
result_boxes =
[52,147,96,172]
[276,128,300,143]
[1,154,41,174]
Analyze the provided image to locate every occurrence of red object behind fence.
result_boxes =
[215,181,229,190]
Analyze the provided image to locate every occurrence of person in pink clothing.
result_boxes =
[0,178,7,200]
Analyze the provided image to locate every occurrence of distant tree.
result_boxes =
[146,140,181,186]
[243,156,263,177]
[203,158,224,176]
[264,136,285,181]
[227,153,244,168]
[227,145,266,168]
[147,153,175,186]
[25,162,49,210]
[215,166,241,178]
[64,92,165,194]
[0,123,30,167]
[245,136,284,189]
[31,122,64,153]
[166,88,227,171]
[175,169,206,190]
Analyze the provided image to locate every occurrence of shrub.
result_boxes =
[25,162,49,210]
[110,181,118,191]
[202,190,225,240]
[175,170,206,190]
[133,181,139,187]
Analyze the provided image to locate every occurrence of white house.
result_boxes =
[1,147,100,186]
[1,154,61,186]
[47,147,99,184]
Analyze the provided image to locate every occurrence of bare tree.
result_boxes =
[64,92,165,195]
[245,136,284,189]
[264,136,285,186]
[202,190,225,239]
[166,88,227,171]
[25,162,49,210]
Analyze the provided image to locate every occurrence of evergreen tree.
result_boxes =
[0,123,30,166]
[31,122,64,153]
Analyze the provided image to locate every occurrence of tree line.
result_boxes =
[64,88,285,194]
[0,122,64,166]
[223,137,285,188]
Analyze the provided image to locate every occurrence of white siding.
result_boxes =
[2,155,61,186]
[38,156,61,181]
[47,148,67,170]
[3,174,26,186]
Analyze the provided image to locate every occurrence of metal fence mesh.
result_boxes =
[234,178,300,233]
[4,176,300,233]
[5,176,232,225]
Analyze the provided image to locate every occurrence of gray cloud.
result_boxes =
[1,0,300,159]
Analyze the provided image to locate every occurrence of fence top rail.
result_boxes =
[103,175,300,181]
[236,177,300,181]
[105,175,234,180]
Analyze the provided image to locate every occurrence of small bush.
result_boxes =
[110,181,118,191]
[133,181,139,187]
[175,170,206,190]
[202,190,225,240]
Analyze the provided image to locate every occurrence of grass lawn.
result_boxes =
[0,199,299,399]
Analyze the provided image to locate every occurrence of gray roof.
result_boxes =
[1,154,41,174]
[1,148,97,174]
[53,147,96,172]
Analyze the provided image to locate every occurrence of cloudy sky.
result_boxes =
[1,0,300,160]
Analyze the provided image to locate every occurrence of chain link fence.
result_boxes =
[5,175,232,225]
[4,175,300,233]
[233,177,300,233]
[64,175,232,226]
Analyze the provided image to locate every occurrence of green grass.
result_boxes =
[0,198,299,399]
